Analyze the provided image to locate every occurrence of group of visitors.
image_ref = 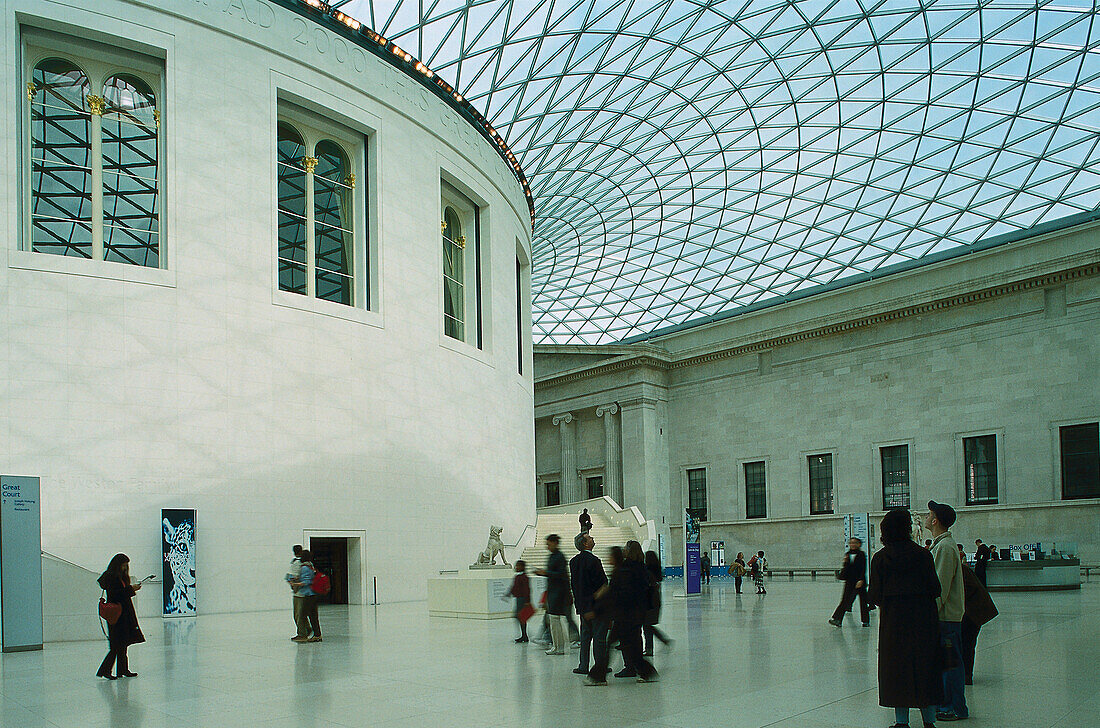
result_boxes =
[508,532,667,686]
[871,501,998,728]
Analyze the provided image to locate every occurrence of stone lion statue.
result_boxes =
[475,525,509,566]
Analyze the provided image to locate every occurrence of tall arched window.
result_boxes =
[29,59,92,258]
[101,75,159,267]
[277,123,308,295]
[313,140,353,305]
[442,205,465,340]
[27,53,161,267]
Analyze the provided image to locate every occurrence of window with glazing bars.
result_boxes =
[808,454,834,514]
[1060,423,1100,499]
[963,435,998,504]
[587,475,604,499]
[277,121,356,305]
[687,468,707,520]
[28,57,160,266]
[881,445,910,509]
[545,481,560,507]
[744,461,766,519]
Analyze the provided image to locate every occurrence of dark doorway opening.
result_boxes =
[309,537,349,604]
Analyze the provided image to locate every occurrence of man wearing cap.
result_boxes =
[926,501,968,721]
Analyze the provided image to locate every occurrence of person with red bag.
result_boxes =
[290,550,322,642]
[96,554,145,679]
[507,560,532,642]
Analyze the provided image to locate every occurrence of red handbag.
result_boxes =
[99,597,121,625]
[517,603,536,624]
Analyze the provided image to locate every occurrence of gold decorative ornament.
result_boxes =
[86,94,107,115]
[441,220,448,233]
[153,109,161,128]
[26,81,37,101]
[455,235,466,249]
[301,156,318,173]
[344,173,356,188]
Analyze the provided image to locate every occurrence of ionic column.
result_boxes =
[552,413,577,503]
[596,403,621,506]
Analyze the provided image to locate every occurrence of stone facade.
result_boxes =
[535,215,1100,567]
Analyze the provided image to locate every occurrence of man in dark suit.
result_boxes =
[569,532,608,675]
[974,539,991,586]
[828,537,870,627]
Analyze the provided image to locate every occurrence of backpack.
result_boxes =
[311,569,331,596]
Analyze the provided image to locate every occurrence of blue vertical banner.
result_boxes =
[162,509,197,617]
[685,509,701,595]
[1,476,43,651]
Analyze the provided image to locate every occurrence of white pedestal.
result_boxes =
[427,566,516,619]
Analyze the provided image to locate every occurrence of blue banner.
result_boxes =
[1,476,43,651]
[685,509,701,595]
[162,509,197,616]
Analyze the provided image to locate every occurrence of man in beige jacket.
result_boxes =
[925,501,968,721]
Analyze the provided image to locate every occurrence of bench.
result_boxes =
[1082,565,1100,581]
[764,568,835,581]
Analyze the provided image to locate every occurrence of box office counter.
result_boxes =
[985,558,1080,591]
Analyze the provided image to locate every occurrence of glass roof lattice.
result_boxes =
[336,0,1100,344]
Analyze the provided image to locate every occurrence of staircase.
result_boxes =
[518,511,638,573]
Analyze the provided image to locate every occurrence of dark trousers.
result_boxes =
[293,595,303,630]
[831,582,870,624]
[961,617,981,681]
[643,624,670,653]
[939,621,969,717]
[98,640,128,676]
[578,615,596,670]
[975,562,987,587]
[586,617,611,680]
[617,623,656,679]
[734,576,743,592]
[295,595,320,637]
[702,567,710,584]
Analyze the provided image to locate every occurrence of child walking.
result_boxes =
[507,560,532,642]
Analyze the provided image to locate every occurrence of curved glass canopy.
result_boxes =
[340,0,1100,344]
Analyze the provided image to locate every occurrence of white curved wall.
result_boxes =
[0,0,535,612]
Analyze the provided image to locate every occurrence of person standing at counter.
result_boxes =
[974,540,991,586]
[926,501,968,722]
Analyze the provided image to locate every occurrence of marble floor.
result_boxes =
[2,579,1097,728]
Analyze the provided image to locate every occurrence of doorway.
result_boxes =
[309,537,349,604]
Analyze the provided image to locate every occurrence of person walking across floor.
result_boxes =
[730,552,747,593]
[867,508,944,728]
[973,540,991,587]
[290,550,322,643]
[749,550,767,593]
[507,560,532,643]
[535,534,569,655]
[585,546,658,685]
[926,501,967,722]
[643,550,673,655]
[829,537,870,627]
[960,561,997,685]
[701,551,711,585]
[579,508,592,534]
[97,554,145,679]
[285,544,303,636]
[570,532,607,674]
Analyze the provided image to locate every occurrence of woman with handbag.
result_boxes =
[729,552,747,593]
[97,553,145,679]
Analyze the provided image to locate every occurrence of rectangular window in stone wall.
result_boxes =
[808,454,834,514]
[587,475,604,499]
[881,445,910,510]
[745,461,766,519]
[1060,423,1099,499]
[687,468,707,521]
[545,481,560,507]
[964,435,998,504]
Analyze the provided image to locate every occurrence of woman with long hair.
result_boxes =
[97,554,145,679]
[867,509,944,728]
[642,550,673,655]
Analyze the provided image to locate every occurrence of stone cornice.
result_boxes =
[535,256,1099,387]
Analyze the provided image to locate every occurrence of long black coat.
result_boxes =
[867,540,943,708]
[98,574,145,648]
[544,550,570,615]
[569,550,607,615]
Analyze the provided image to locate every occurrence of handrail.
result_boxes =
[41,550,97,574]
[504,523,536,548]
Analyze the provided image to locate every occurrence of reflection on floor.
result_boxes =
[2,580,1097,728]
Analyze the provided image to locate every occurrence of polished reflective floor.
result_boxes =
[2,579,1097,727]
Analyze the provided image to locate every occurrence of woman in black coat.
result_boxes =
[867,509,943,728]
[97,553,145,679]
[642,550,673,655]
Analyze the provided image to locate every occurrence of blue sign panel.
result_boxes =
[1,476,43,651]
[685,509,701,595]
[162,509,197,616]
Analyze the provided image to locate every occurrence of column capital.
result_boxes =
[595,403,619,417]
[551,412,574,426]
[618,395,660,410]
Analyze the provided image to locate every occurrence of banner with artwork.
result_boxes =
[162,509,196,616]
[684,509,701,595]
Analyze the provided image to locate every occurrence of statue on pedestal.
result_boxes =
[473,525,509,567]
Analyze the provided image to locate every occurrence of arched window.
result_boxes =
[27,52,161,268]
[277,122,307,295]
[29,59,92,258]
[313,140,353,305]
[102,74,159,266]
[442,205,465,340]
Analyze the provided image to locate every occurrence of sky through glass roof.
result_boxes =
[340,0,1100,344]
